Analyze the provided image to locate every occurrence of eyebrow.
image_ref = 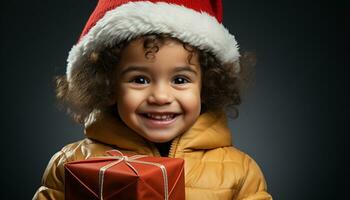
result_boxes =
[119,65,198,76]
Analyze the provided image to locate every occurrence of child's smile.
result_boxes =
[114,37,202,143]
[140,113,180,128]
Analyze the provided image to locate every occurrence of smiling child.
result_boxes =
[115,37,202,144]
[33,1,272,199]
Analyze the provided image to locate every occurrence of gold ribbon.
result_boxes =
[97,150,169,200]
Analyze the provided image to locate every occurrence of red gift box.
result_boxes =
[64,150,185,200]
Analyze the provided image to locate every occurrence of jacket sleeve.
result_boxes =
[235,155,273,200]
[32,150,68,200]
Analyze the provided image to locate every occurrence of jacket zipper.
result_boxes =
[146,136,180,158]
[168,137,180,158]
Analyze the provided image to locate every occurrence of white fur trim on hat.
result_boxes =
[66,1,240,82]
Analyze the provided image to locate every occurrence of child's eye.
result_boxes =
[130,76,150,84]
[172,76,190,84]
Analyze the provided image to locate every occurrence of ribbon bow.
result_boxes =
[98,150,169,200]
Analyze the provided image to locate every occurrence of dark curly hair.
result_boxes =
[55,33,256,124]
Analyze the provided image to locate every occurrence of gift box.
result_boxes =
[64,150,185,200]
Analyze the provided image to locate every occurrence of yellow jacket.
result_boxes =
[33,111,272,200]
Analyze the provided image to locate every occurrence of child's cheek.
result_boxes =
[117,87,143,108]
[124,88,143,98]
[176,89,201,111]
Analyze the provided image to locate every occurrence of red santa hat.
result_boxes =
[66,0,240,82]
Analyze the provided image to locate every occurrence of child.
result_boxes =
[33,0,272,199]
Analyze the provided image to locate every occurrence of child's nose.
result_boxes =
[147,84,173,105]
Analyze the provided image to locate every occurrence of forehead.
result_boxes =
[118,37,200,70]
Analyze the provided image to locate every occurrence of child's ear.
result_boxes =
[106,93,117,106]
[107,81,119,106]
[106,99,116,106]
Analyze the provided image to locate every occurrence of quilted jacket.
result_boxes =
[33,111,272,200]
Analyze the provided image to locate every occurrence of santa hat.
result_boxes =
[66,0,240,82]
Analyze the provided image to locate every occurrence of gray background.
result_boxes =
[0,1,344,199]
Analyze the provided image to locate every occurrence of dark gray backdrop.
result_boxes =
[0,1,344,199]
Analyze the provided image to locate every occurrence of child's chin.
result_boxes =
[144,134,174,143]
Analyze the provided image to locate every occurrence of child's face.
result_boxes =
[113,37,202,143]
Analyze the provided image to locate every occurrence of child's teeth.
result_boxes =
[146,113,174,120]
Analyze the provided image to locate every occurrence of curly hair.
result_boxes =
[55,33,256,124]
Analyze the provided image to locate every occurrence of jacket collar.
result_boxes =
[84,110,232,157]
